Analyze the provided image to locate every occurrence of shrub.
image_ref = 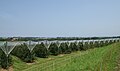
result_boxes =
[65,42,72,54]
[99,41,104,47]
[94,41,100,48]
[11,43,35,63]
[69,42,79,52]
[83,42,89,50]
[104,40,109,46]
[49,43,59,56]
[0,49,12,69]
[113,40,116,43]
[89,41,94,49]
[33,42,49,58]
[109,40,113,44]
[77,42,84,50]
[59,43,71,54]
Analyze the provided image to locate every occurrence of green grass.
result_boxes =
[96,43,120,71]
[57,43,120,71]
[13,51,88,71]
[12,56,29,71]
[12,43,120,71]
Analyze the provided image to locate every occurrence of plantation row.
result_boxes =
[0,39,120,69]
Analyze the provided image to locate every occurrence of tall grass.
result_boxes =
[57,43,120,71]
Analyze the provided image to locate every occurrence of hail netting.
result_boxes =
[26,41,37,52]
[0,41,18,57]
[56,41,61,48]
[43,41,51,49]
[66,41,71,47]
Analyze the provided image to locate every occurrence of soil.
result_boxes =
[48,58,53,60]
[0,66,14,71]
[26,62,36,65]
[58,54,64,57]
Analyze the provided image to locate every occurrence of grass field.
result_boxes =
[12,42,120,71]
[57,43,120,71]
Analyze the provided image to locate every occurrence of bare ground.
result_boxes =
[0,66,13,71]
[26,62,36,65]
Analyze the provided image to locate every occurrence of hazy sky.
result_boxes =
[0,0,120,37]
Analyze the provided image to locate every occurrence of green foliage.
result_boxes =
[0,49,12,69]
[65,42,72,54]
[94,41,100,48]
[59,43,71,54]
[11,42,120,71]
[113,40,116,43]
[83,42,89,50]
[0,38,118,70]
[11,43,35,63]
[77,42,84,50]
[105,40,109,46]
[69,42,79,51]
[49,43,59,56]
[118,39,120,42]
[109,40,113,44]
[99,41,105,47]
[89,41,94,49]
[57,43,120,71]
[33,42,49,58]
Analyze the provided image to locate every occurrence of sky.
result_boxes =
[0,0,120,37]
